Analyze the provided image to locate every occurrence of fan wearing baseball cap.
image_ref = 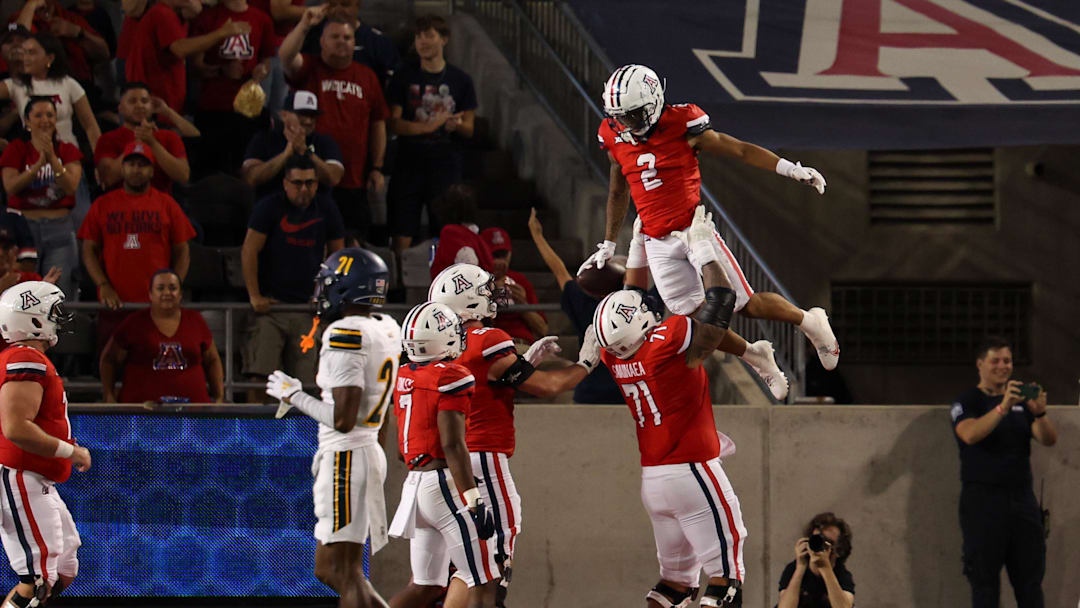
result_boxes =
[482,226,547,344]
[78,139,197,311]
[242,89,344,202]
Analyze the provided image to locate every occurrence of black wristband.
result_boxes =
[1034,411,1047,418]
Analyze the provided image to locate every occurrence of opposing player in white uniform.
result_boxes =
[267,248,400,608]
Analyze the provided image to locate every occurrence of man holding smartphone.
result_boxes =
[950,336,1058,608]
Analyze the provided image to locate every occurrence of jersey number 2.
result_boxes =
[364,358,395,427]
[637,153,663,191]
[622,380,661,428]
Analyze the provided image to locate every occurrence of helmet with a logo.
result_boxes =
[402,301,466,362]
[602,64,665,136]
[0,281,74,347]
[592,289,662,359]
[428,263,500,322]
[314,247,390,320]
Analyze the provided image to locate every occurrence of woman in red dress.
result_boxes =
[99,269,225,403]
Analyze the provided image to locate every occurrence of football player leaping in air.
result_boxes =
[581,64,840,377]
[268,248,400,608]
[594,207,749,608]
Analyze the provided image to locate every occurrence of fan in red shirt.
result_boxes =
[9,0,108,84]
[125,0,252,113]
[428,263,601,607]
[190,0,275,175]
[481,226,546,343]
[583,64,839,375]
[0,98,82,212]
[0,280,90,606]
[591,208,748,608]
[95,81,191,194]
[100,269,224,404]
[77,140,196,306]
[280,7,387,236]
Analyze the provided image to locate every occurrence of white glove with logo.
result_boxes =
[777,158,826,194]
[523,335,562,365]
[627,216,647,269]
[575,325,602,373]
[267,370,302,404]
[577,240,617,275]
[684,206,720,269]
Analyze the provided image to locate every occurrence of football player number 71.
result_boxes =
[637,153,663,191]
[622,380,662,427]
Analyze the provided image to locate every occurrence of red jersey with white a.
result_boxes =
[0,346,72,483]
[453,327,518,456]
[597,104,710,238]
[395,361,474,470]
[599,315,719,467]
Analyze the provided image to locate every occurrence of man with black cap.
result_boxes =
[242,89,344,201]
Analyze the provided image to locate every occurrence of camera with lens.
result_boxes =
[808,533,829,553]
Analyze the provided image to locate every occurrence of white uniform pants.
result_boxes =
[313,443,387,547]
[0,468,80,586]
[391,469,499,588]
[470,451,521,561]
[644,227,754,316]
[640,458,747,586]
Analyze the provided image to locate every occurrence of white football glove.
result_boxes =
[627,216,647,269]
[575,325,602,373]
[577,240,617,275]
[266,370,302,404]
[778,159,826,194]
[684,206,720,268]
[523,335,562,366]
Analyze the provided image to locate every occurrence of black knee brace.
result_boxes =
[700,580,741,607]
[645,582,698,608]
[694,287,736,330]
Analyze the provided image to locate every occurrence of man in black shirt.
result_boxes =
[951,336,1057,608]
[776,512,855,608]
[386,14,477,258]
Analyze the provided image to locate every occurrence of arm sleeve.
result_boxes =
[247,199,275,233]
[0,140,24,169]
[478,328,516,361]
[385,71,406,108]
[59,142,84,164]
[166,198,197,242]
[596,122,610,150]
[319,348,368,390]
[649,315,692,358]
[243,131,270,162]
[456,71,477,112]
[152,8,187,50]
[437,364,475,409]
[777,561,796,592]
[323,198,345,240]
[318,135,343,165]
[93,130,120,164]
[65,77,86,103]
[839,568,855,594]
[111,312,138,350]
[75,202,102,242]
[950,394,976,427]
[0,349,50,387]
[682,103,711,136]
[367,69,390,121]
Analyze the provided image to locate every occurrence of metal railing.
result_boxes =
[62,301,562,399]
[454,0,807,397]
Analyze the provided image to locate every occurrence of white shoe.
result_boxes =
[274,400,292,419]
[803,307,839,371]
[743,340,789,401]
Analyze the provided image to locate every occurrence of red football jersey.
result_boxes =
[0,345,72,483]
[395,361,475,470]
[597,103,711,238]
[452,327,518,456]
[600,315,720,467]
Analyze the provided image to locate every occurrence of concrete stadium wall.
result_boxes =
[372,404,1080,608]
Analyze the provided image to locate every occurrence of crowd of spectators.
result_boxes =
[0,1,481,403]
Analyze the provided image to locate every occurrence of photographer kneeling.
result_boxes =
[777,512,855,608]
[951,336,1056,608]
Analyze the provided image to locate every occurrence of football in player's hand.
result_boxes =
[577,254,627,299]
